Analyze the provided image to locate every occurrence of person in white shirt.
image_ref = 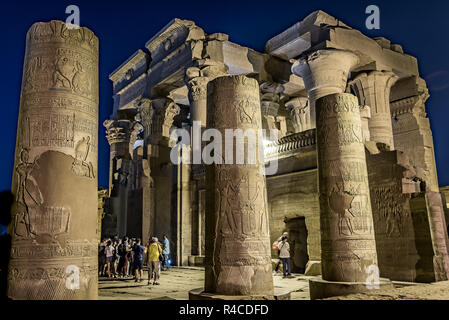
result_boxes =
[279,236,292,278]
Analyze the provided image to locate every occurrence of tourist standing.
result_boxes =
[105,240,114,278]
[279,236,292,278]
[161,234,170,271]
[147,237,163,285]
[117,237,130,278]
[132,239,145,282]
[98,239,107,277]
[273,232,288,273]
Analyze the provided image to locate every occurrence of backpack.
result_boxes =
[118,244,126,256]
[272,240,279,251]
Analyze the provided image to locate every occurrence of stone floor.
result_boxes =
[98,267,449,300]
[326,280,449,300]
[99,267,311,300]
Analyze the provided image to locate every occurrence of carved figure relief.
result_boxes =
[71,136,95,179]
[14,149,43,238]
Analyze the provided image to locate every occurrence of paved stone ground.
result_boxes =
[99,267,449,300]
[99,267,311,300]
[326,281,449,300]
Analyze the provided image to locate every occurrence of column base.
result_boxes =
[309,276,394,300]
[305,260,321,276]
[189,288,291,300]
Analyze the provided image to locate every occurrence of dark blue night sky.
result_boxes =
[1,0,448,191]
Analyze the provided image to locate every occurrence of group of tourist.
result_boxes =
[98,234,171,285]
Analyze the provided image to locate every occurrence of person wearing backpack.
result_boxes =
[132,239,145,282]
[272,232,288,273]
[117,236,130,278]
[279,236,292,278]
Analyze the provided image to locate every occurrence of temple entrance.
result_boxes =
[285,217,309,274]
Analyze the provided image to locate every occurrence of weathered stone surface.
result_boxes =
[315,93,378,283]
[204,75,274,296]
[291,49,359,127]
[9,21,99,299]
[366,150,425,282]
[390,77,439,192]
[350,71,398,149]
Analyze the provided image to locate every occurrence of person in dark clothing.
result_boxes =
[132,239,145,282]
[0,191,13,300]
[117,236,130,277]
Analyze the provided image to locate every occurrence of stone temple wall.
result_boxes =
[266,169,321,275]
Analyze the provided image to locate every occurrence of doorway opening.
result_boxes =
[285,217,309,274]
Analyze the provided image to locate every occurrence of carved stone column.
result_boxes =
[260,82,287,138]
[350,71,398,149]
[104,119,132,238]
[359,105,371,142]
[185,61,228,127]
[8,21,99,299]
[189,75,289,300]
[309,93,393,299]
[291,50,359,128]
[285,97,310,133]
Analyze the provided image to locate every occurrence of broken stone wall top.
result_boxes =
[265,10,419,77]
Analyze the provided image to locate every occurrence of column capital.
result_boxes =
[260,81,284,116]
[103,119,132,145]
[291,49,359,102]
[185,61,229,102]
[349,70,399,149]
[184,60,228,126]
[149,97,181,145]
[349,70,398,109]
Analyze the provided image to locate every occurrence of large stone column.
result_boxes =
[104,119,132,238]
[291,50,359,128]
[190,75,288,299]
[8,21,99,299]
[291,49,358,276]
[349,71,398,149]
[310,93,392,299]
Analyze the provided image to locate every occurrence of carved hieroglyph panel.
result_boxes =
[205,75,273,296]
[316,93,378,283]
[8,21,99,300]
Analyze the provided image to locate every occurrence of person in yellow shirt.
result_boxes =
[147,237,163,285]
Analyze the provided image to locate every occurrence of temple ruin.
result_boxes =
[100,10,449,298]
[8,9,449,300]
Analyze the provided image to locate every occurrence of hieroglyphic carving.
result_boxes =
[23,94,97,117]
[372,185,407,237]
[23,47,97,102]
[316,93,378,283]
[9,21,99,300]
[205,75,273,296]
[29,113,75,148]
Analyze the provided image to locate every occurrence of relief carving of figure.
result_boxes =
[217,169,247,236]
[71,136,95,178]
[53,57,74,89]
[72,61,90,93]
[14,148,43,238]
[328,186,355,236]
